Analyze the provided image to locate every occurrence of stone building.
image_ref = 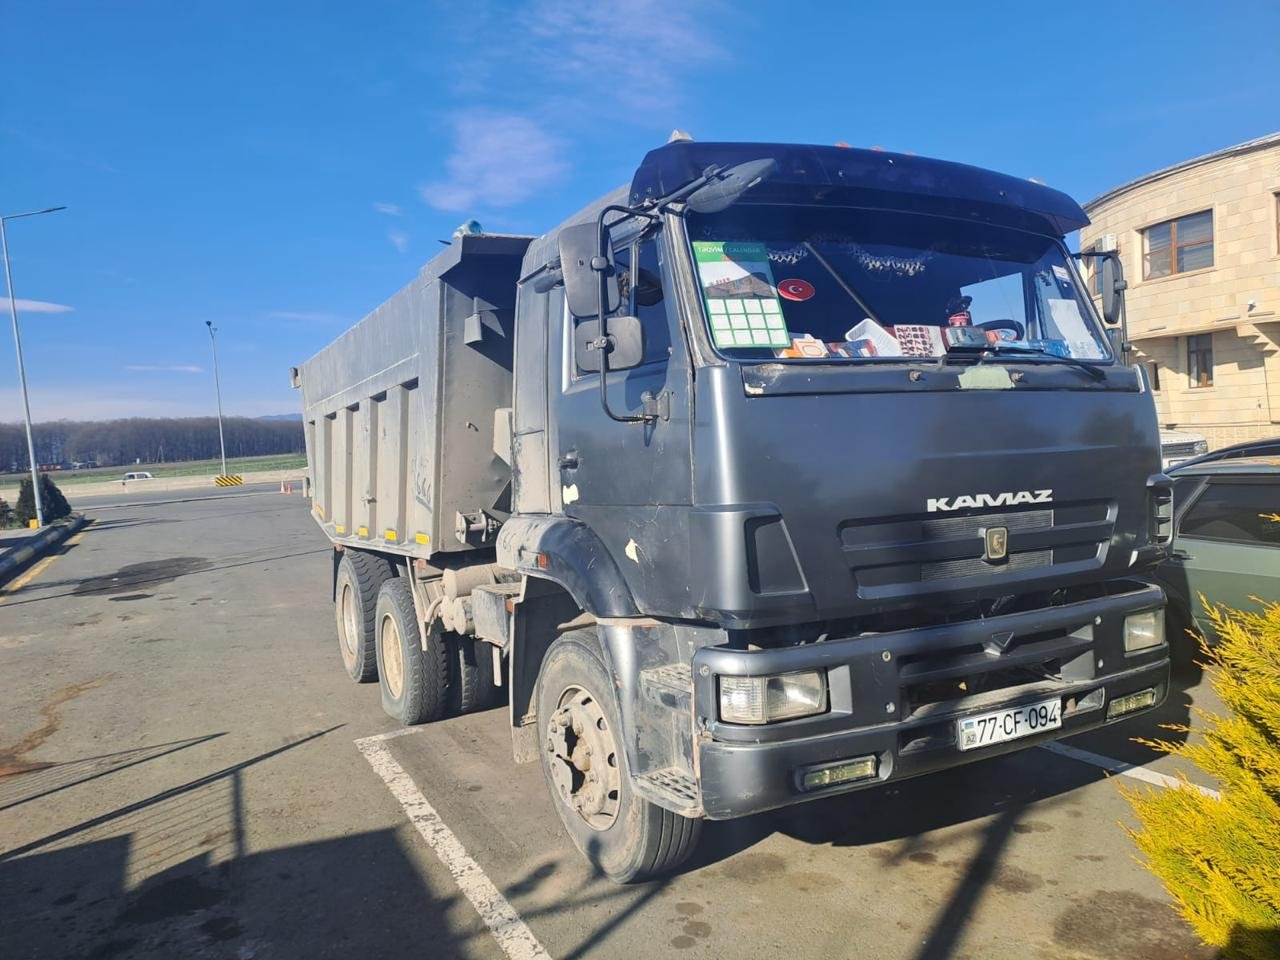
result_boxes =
[1081,132,1280,448]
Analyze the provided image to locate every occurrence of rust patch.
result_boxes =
[0,675,113,777]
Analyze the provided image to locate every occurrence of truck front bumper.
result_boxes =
[691,581,1167,820]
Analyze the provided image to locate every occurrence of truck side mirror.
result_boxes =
[559,222,620,319]
[1100,254,1127,327]
[574,315,645,373]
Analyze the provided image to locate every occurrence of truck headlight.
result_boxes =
[1124,610,1165,653]
[719,670,827,724]
[1192,440,1208,455]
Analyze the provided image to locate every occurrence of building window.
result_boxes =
[1143,210,1214,279]
[1147,361,1161,391]
[1187,333,1213,388]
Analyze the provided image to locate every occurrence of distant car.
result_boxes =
[1154,456,1280,658]
[121,471,155,482]
[1159,428,1209,472]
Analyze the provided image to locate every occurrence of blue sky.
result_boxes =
[4,0,1277,421]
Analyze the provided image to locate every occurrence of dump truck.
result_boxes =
[294,139,1173,881]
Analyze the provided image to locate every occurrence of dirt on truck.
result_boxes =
[293,138,1172,882]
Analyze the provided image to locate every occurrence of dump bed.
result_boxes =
[294,233,533,558]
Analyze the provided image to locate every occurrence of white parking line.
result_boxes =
[1041,741,1221,799]
[355,733,552,960]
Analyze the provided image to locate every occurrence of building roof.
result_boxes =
[1084,131,1280,213]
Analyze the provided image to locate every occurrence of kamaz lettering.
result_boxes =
[926,489,1054,513]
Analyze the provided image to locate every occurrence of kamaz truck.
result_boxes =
[293,139,1173,881]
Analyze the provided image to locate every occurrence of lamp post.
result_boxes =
[2,205,66,528]
[205,321,228,478]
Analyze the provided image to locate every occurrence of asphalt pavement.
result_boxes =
[0,489,1222,960]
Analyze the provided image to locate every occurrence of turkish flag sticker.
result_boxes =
[777,278,815,301]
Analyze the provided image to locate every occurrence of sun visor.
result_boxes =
[629,142,1089,236]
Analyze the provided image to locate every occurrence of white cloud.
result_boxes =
[8,298,73,314]
[387,229,410,253]
[373,201,403,216]
[517,0,724,112]
[125,364,203,373]
[419,113,568,212]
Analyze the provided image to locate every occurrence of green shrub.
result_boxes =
[14,474,72,526]
[1122,596,1280,960]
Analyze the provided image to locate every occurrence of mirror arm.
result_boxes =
[594,206,655,424]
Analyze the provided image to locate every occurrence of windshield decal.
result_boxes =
[777,278,815,301]
[694,241,791,349]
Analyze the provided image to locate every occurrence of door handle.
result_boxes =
[558,451,579,471]
[1168,549,1193,561]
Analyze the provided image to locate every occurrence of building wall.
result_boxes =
[1081,137,1280,448]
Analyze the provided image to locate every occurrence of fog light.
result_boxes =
[1124,609,1165,653]
[1107,686,1158,719]
[800,755,878,791]
[719,670,827,725]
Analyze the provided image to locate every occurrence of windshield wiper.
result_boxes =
[945,342,1106,382]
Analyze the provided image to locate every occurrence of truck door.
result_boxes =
[548,229,692,514]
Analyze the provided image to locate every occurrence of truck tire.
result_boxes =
[535,629,701,882]
[449,634,498,715]
[375,577,449,725]
[335,550,393,683]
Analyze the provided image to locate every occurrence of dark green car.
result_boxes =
[1156,456,1280,656]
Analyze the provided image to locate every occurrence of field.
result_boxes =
[0,452,306,487]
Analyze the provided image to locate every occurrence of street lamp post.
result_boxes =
[1,206,66,528]
[205,321,228,478]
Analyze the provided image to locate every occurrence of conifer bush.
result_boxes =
[1122,593,1280,960]
[14,474,72,526]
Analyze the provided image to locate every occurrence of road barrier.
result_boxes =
[214,475,244,487]
[0,514,87,585]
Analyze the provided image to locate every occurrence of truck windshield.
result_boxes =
[686,205,1111,364]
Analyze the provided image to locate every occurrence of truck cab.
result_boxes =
[299,140,1173,882]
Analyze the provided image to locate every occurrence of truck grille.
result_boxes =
[839,502,1114,600]
[1162,440,1198,457]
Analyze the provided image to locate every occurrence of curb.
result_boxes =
[0,513,88,585]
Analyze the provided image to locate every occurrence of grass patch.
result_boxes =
[0,453,306,486]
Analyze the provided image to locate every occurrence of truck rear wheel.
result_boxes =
[375,577,449,725]
[335,550,393,683]
[535,629,701,882]
[449,634,499,714]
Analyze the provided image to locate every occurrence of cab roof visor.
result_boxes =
[629,141,1089,236]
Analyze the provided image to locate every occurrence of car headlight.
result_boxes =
[719,670,828,724]
[1124,609,1165,653]
[1192,440,1208,455]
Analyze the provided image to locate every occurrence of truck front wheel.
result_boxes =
[374,577,450,725]
[335,550,393,683]
[535,629,701,882]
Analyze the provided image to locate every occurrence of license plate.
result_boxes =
[957,697,1061,751]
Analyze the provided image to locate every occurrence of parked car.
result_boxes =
[121,471,155,481]
[1159,428,1209,472]
[1175,435,1280,468]
[1155,456,1280,662]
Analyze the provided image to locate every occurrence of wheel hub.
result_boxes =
[546,686,621,830]
[380,614,404,699]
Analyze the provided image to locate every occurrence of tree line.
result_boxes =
[0,416,303,471]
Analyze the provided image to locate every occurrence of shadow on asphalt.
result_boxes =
[0,734,225,812]
[0,727,479,960]
[0,546,330,607]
